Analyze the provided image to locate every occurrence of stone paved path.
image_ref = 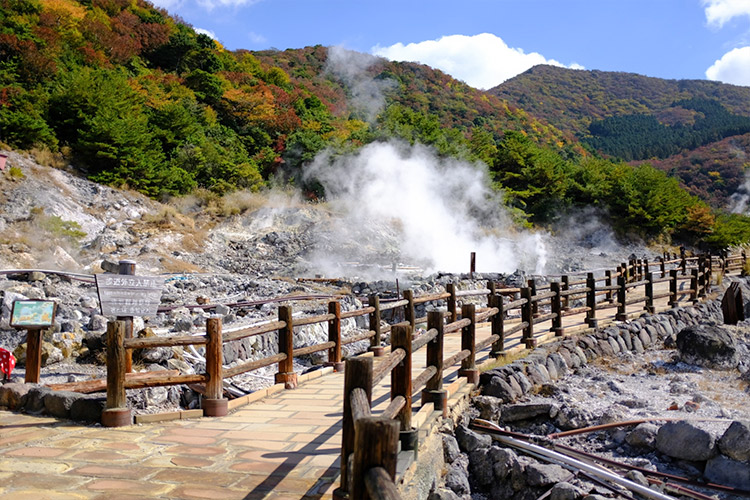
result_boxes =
[0,281,681,499]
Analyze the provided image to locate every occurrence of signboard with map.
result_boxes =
[10,300,57,328]
[95,273,164,317]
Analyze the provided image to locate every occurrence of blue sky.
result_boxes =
[149,0,750,89]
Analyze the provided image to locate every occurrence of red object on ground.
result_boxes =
[0,348,16,379]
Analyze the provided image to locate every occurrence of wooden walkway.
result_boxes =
[0,281,699,499]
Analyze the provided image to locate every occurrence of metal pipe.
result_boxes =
[471,420,677,500]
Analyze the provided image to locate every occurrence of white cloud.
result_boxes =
[706,46,750,85]
[248,31,267,44]
[703,0,750,28]
[372,33,583,90]
[194,28,217,39]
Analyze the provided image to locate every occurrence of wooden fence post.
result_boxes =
[550,282,563,336]
[351,417,399,500]
[470,252,476,278]
[276,305,298,389]
[690,269,699,304]
[528,278,539,317]
[605,270,613,303]
[561,275,570,311]
[643,258,650,278]
[102,320,132,427]
[328,301,344,371]
[490,292,505,355]
[204,316,228,417]
[645,272,655,314]
[391,324,417,453]
[616,276,627,321]
[337,356,373,499]
[669,269,678,307]
[368,295,384,357]
[698,256,707,298]
[459,304,479,384]
[118,260,136,374]
[24,328,42,384]
[680,247,687,275]
[586,272,597,328]
[446,283,457,323]
[621,262,629,282]
[403,289,415,330]
[660,257,666,278]
[487,281,496,308]
[422,311,447,416]
[520,287,536,348]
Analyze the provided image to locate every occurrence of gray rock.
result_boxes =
[469,448,495,487]
[43,390,79,418]
[526,363,551,385]
[473,396,502,421]
[88,314,108,332]
[455,425,491,453]
[705,455,750,489]
[526,463,570,487]
[501,403,556,423]
[490,447,518,480]
[442,434,461,464]
[550,482,581,500]
[655,421,716,461]
[625,470,650,488]
[554,405,595,431]
[626,423,658,449]
[428,488,461,500]
[632,336,644,353]
[676,324,738,369]
[545,357,558,380]
[444,465,470,495]
[513,372,533,394]
[21,386,52,413]
[0,382,30,409]
[483,376,518,402]
[718,420,750,462]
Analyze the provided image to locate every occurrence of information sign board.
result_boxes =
[10,300,57,328]
[95,274,164,317]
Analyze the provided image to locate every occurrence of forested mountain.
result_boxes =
[1,0,749,247]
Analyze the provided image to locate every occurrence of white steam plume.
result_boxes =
[304,141,547,275]
[325,46,395,122]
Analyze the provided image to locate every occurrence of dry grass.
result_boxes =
[29,147,68,169]
[158,255,205,274]
[142,205,195,231]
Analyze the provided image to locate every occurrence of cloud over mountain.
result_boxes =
[372,33,583,90]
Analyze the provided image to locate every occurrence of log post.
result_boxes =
[275,305,298,389]
[102,320,132,427]
[585,272,597,328]
[391,324,417,453]
[645,272,655,314]
[690,269,699,304]
[550,282,563,336]
[368,295,384,357]
[336,356,373,499]
[669,269,679,307]
[561,275,570,311]
[24,328,43,384]
[118,260,136,374]
[616,276,627,321]
[422,311,447,416]
[459,304,479,384]
[327,301,344,371]
[605,270,613,303]
[528,278,539,317]
[350,417,399,500]
[446,283,457,323]
[680,247,687,276]
[621,262,629,282]
[403,289,415,330]
[521,287,536,348]
[636,259,643,281]
[698,256,707,298]
[490,292,505,355]
[643,258,650,277]
[487,281,496,308]
[470,251,476,278]
[203,316,228,417]
[660,257,666,278]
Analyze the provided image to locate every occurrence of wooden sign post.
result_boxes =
[10,300,57,383]
[95,260,164,373]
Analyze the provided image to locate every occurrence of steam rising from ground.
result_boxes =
[325,47,394,122]
[304,141,547,275]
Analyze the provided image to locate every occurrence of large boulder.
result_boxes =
[718,421,750,462]
[676,324,738,369]
[655,421,716,461]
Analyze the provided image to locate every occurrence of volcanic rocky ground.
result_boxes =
[2,150,750,499]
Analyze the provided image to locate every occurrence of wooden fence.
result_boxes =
[84,251,746,492]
